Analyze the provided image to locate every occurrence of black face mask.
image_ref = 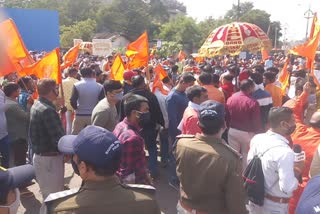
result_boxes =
[71,157,80,175]
[138,112,151,127]
[285,124,296,135]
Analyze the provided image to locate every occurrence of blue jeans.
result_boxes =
[0,135,10,168]
[159,128,169,163]
[141,128,158,177]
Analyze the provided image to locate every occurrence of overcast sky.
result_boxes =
[179,0,320,41]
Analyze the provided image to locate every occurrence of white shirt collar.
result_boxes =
[266,130,290,145]
[188,101,200,111]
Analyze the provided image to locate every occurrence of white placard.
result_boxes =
[92,39,113,56]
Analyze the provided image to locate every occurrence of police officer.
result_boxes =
[175,100,247,214]
[46,125,161,214]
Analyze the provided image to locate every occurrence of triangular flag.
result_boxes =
[178,50,186,62]
[0,19,34,76]
[289,20,320,64]
[126,31,149,69]
[110,54,125,81]
[152,64,168,94]
[306,13,319,69]
[61,44,80,70]
[21,48,62,84]
[310,13,318,39]
[278,58,290,94]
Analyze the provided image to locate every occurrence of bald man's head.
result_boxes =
[309,112,320,128]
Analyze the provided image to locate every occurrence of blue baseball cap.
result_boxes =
[58,125,122,168]
[198,100,225,126]
[0,165,35,193]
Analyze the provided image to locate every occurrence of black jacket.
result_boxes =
[120,88,164,129]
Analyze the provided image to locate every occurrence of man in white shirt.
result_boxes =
[247,107,304,214]
[0,87,9,168]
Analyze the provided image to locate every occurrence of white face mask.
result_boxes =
[0,188,20,214]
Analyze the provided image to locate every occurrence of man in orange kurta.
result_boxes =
[263,71,283,107]
[288,83,320,214]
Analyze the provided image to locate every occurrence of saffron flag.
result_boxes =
[0,19,34,76]
[261,49,269,61]
[278,58,290,94]
[305,13,319,69]
[178,50,186,62]
[21,48,62,84]
[289,17,320,66]
[310,13,318,39]
[110,54,125,81]
[152,64,168,94]
[126,31,149,69]
[61,44,80,70]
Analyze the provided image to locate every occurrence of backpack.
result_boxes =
[243,146,283,206]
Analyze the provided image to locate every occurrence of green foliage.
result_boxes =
[224,1,281,48]
[4,0,282,51]
[96,0,152,41]
[158,15,201,52]
[225,2,254,20]
[60,19,97,48]
[156,41,182,58]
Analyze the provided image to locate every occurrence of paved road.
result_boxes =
[17,163,178,214]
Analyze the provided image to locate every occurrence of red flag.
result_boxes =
[126,31,149,69]
[21,48,62,84]
[61,44,80,70]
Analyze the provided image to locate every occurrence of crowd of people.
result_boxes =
[1,52,320,214]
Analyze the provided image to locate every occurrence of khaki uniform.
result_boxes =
[46,176,161,214]
[175,134,247,214]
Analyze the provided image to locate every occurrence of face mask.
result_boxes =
[71,157,80,176]
[285,124,296,135]
[114,92,123,101]
[0,188,20,214]
[137,111,151,127]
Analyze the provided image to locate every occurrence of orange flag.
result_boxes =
[261,49,269,61]
[126,31,149,69]
[289,19,320,68]
[21,48,62,84]
[0,19,34,76]
[61,44,80,70]
[310,13,318,39]
[278,58,290,94]
[178,50,186,62]
[306,13,318,69]
[110,54,125,81]
[152,64,168,94]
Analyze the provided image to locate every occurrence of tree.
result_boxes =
[158,15,201,52]
[156,41,182,58]
[224,2,281,48]
[96,0,152,41]
[60,19,97,48]
[161,0,187,14]
[225,2,254,20]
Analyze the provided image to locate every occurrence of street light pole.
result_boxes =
[274,26,278,49]
[304,6,314,40]
[237,0,240,21]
